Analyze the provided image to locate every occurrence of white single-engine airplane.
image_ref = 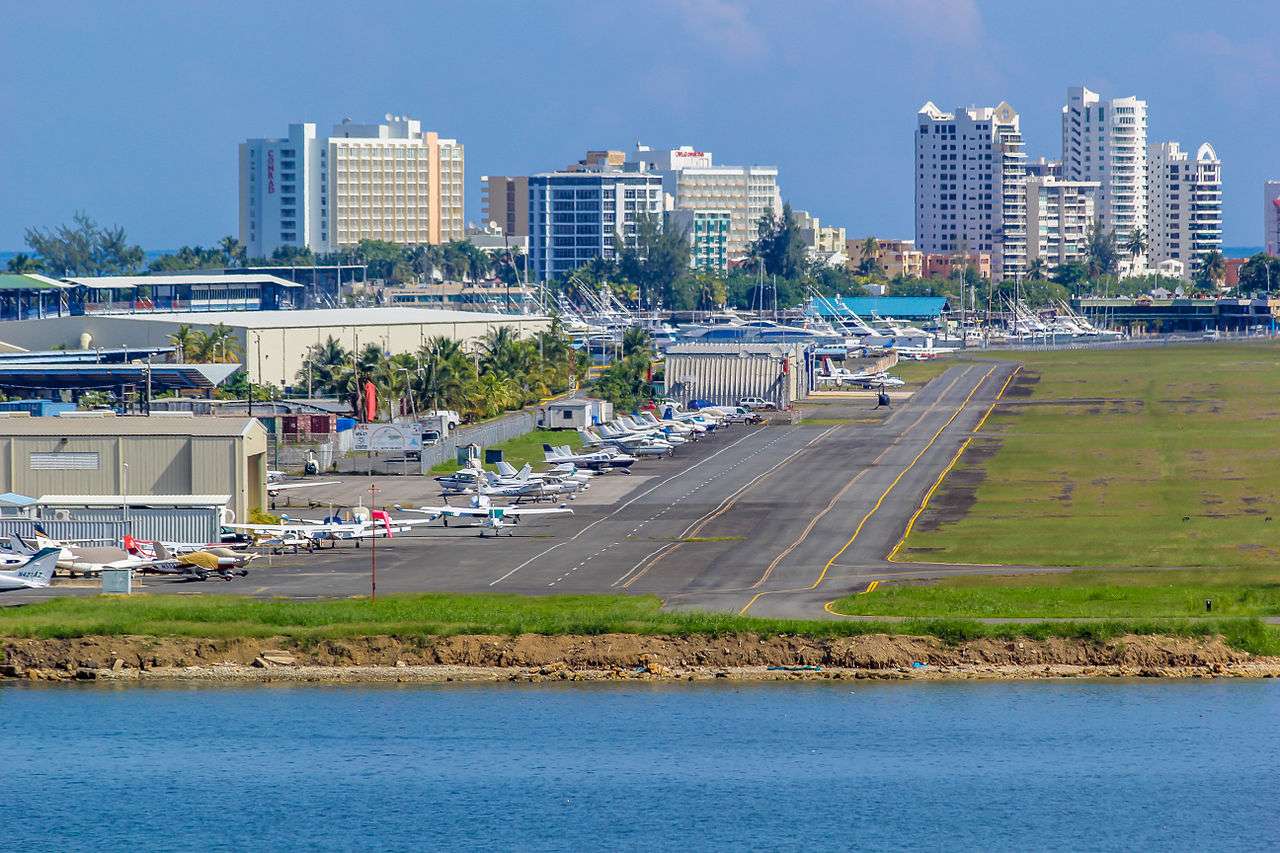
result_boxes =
[398,495,573,537]
[0,547,59,592]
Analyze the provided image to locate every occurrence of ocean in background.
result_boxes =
[7,679,1280,852]
[2,247,1269,267]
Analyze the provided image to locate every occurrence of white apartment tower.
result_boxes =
[240,114,463,259]
[915,101,1027,280]
[1061,86,1147,248]
[1265,181,1280,257]
[1146,142,1222,278]
[527,170,664,282]
[1025,176,1098,271]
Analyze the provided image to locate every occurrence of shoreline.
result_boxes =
[5,631,1280,684]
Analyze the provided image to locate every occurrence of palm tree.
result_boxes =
[1027,258,1047,281]
[6,253,42,274]
[1197,250,1226,289]
[1085,222,1119,284]
[188,324,241,363]
[622,326,652,359]
[218,236,245,268]
[167,324,199,361]
[857,236,881,276]
[1123,228,1148,270]
[297,336,349,394]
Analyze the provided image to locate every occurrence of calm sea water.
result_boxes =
[6,679,1279,851]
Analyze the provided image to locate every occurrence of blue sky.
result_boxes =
[2,0,1276,250]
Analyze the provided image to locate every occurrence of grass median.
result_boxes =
[429,429,583,475]
[1,593,1277,655]
[899,342,1280,569]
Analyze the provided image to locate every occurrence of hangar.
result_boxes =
[0,413,268,523]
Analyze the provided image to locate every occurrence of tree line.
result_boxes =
[287,322,584,422]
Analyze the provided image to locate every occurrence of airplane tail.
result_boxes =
[517,464,532,483]
[154,541,171,561]
[497,460,518,477]
[8,534,34,556]
[17,547,59,588]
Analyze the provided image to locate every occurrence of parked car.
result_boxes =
[738,396,777,411]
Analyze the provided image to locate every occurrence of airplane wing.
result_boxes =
[501,506,575,517]
[268,481,340,493]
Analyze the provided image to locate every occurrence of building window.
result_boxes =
[30,451,99,470]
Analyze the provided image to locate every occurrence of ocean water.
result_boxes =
[6,679,1279,851]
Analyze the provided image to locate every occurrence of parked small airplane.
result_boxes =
[543,444,636,472]
[0,547,59,592]
[577,427,672,457]
[399,495,573,537]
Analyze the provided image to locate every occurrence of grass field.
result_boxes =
[1,593,1275,653]
[429,429,583,475]
[893,359,952,388]
[831,568,1280,619]
[899,343,1280,570]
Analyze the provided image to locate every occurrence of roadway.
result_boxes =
[3,360,1024,617]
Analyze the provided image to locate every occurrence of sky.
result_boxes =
[2,0,1277,251]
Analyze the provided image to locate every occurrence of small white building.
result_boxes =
[537,398,612,429]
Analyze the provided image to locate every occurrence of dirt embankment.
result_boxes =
[3,633,1277,684]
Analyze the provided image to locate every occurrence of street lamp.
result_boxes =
[368,483,380,602]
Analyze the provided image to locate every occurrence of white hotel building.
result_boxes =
[631,145,782,261]
[1061,86,1147,248]
[915,101,1027,280]
[1146,141,1222,278]
[239,115,463,259]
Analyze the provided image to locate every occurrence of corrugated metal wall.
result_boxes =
[0,518,126,544]
[0,508,220,544]
[58,507,221,543]
[665,346,807,408]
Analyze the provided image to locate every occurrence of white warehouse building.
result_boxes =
[0,308,549,387]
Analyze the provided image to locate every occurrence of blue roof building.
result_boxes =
[807,296,948,321]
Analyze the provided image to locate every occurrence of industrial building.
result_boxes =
[0,414,268,524]
[0,272,305,321]
[664,343,811,409]
[0,307,549,386]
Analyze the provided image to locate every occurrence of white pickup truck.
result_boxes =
[423,409,462,431]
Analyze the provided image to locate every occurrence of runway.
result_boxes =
[3,361,1025,617]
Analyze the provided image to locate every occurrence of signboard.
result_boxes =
[267,150,276,194]
[352,424,422,452]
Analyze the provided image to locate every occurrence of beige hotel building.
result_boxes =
[239,114,463,259]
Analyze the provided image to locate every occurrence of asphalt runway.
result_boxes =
[4,361,1026,617]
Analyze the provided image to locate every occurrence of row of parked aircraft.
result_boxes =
[0,399,776,590]
[0,530,258,590]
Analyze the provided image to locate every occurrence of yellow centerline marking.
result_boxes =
[886,365,1021,563]
[746,369,971,590]
[738,364,998,615]
[620,425,839,589]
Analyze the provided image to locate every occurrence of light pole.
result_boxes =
[368,483,380,602]
[122,462,129,536]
